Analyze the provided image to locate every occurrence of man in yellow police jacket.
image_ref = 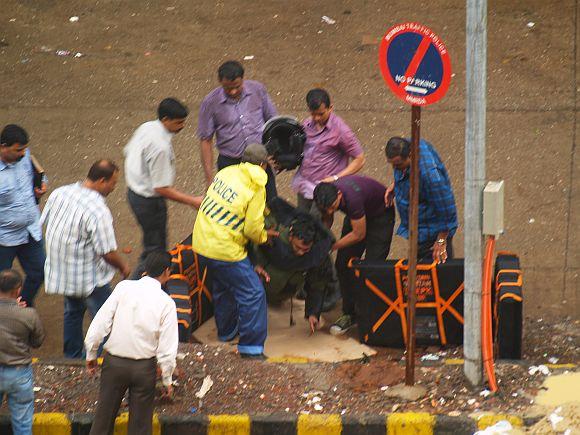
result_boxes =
[192,143,276,359]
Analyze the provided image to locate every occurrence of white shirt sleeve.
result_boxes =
[156,298,179,386]
[84,284,123,360]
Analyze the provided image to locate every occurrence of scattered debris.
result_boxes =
[243,55,254,60]
[528,365,551,376]
[56,50,71,57]
[69,16,79,22]
[528,218,535,224]
[195,375,213,399]
[480,389,491,398]
[420,353,440,362]
[321,16,336,25]
[527,22,535,28]
[548,357,559,364]
[33,387,42,392]
[474,420,513,434]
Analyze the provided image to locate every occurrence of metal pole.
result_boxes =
[464,0,487,386]
[405,105,421,386]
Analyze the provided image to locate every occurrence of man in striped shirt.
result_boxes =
[41,160,130,358]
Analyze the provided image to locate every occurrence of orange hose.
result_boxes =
[482,236,498,391]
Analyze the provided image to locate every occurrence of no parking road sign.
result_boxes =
[379,22,451,106]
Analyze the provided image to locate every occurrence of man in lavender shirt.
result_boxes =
[292,89,366,211]
[198,60,278,200]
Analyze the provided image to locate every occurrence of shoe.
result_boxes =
[239,353,268,361]
[329,314,356,336]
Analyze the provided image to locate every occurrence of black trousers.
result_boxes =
[127,189,167,279]
[336,208,396,317]
[89,354,157,435]
[217,154,278,203]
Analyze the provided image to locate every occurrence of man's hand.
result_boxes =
[308,315,319,335]
[320,176,336,183]
[86,359,98,376]
[266,228,280,244]
[254,265,270,283]
[384,183,395,207]
[161,384,174,401]
[16,296,27,308]
[34,182,47,199]
[189,195,204,210]
[120,264,131,279]
[432,240,448,264]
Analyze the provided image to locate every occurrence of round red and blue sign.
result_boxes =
[379,22,452,106]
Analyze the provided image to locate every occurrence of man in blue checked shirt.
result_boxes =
[0,125,47,306]
[384,137,458,264]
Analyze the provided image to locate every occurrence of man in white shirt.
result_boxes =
[41,160,130,358]
[85,250,178,435]
[124,98,202,278]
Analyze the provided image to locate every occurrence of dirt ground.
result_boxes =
[27,317,579,416]
[0,0,578,407]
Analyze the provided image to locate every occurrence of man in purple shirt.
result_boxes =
[313,175,395,335]
[198,60,278,199]
[292,89,365,211]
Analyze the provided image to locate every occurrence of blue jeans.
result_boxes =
[0,365,34,435]
[64,284,111,358]
[197,255,267,355]
[0,236,45,307]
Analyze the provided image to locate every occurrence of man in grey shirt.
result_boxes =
[0,269,45,434]
[124,98,203,277]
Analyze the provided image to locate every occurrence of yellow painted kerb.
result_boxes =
[444,358,464,365]
[32,413,71,435]
[113,412,160,435]
[387,412,435,435]
[476,414,523,430]
[208,414,251,435]
[297,414,342,435]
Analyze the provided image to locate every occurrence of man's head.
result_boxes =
[218,60,245,100]
[385,137,411,171]
[306,88,333,127]
[86,159,119,197]
[288,216,316,256]
[241,143,268,169]
[158,98,188,134]
[313,182,342,216]
[144,249,172,285]
[0,269,23,299]
[0,124,29,164]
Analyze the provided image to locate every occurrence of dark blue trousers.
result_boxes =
[64,284,111,358]
[0,235,45,307]
[197,254,267,355]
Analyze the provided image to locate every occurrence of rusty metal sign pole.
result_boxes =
[405,104,421,386]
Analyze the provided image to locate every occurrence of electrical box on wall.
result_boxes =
[483,181,504,238]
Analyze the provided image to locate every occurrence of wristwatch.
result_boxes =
[436,238,447,244]
[333,175,339,181]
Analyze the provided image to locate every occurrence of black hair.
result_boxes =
[0,269,23,294]
[218,60,244,81]
[289,215,316,244]
[385,137,411,159]
[1,124,29,147]
[87,159,119,182]
[306,88,331,111]
[313,182,339,209]
[144,249,172,278]
[157,98,189,120]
